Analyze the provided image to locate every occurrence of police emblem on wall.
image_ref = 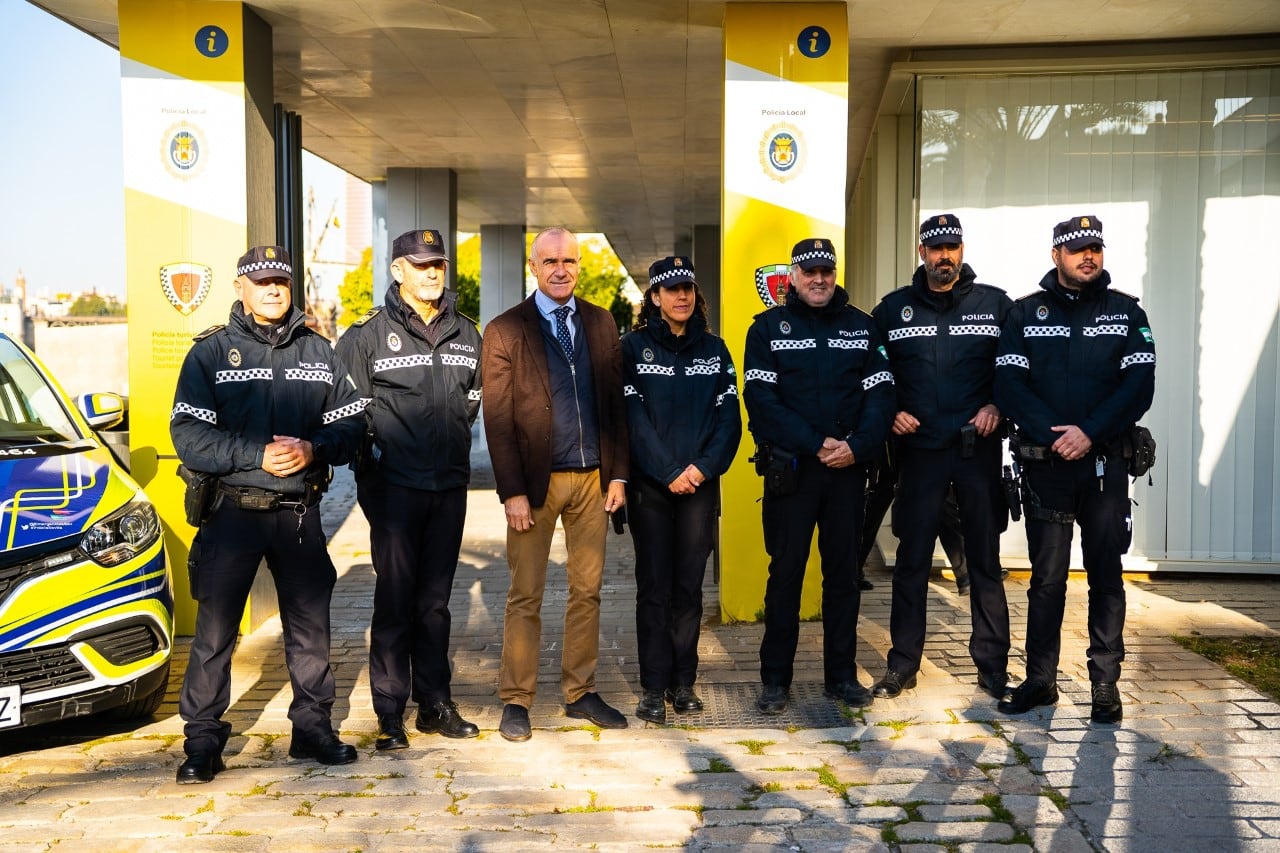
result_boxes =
[162,123,207,180]
[754,264,790,307]
[160,262,213,315]
[759,123,805,183]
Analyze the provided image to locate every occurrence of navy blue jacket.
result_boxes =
[994,269,1156,448]
[621,314,742,486]
[872,264,1011,449]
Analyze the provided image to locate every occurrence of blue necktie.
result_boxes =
[553,305,574,359]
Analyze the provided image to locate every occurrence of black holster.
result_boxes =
[177,465,220,527]
[750,443,800,498]
[1119,425,1157,478]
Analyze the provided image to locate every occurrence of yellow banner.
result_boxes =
[120,0,251,632]
[720,4,848,622]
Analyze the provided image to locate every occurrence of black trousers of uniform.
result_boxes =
[1022,454,1132,685]
[179,501,338,757]
[759,457,866,688]
[359,480,468,716]
[627,476,718,692]
[859,451,966,573]
[886,439,1010,678]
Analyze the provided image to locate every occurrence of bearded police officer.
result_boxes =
[335,229,483,750]
[994,216,1156,724]
[171,245,365,783]
[870,214,1013,702]
[743,237,895,715]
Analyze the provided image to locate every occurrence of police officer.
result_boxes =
[171,245,365,783]
[870,214,1013,701]
[743,238,895,715]
[622,257,741,724]
[994,216,1156,724]
[335,229,483,750]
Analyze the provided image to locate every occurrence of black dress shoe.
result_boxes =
[977,672,1013,702]
[858,577,874,591]
[871,669,917,699]
[1090,682,1123,724]
[499,703,532,742]
[565,692,628,729]
[288,730,358,765]
[665,685,704,714]
[636,689,666,724]
[997,679,1059,714]
[176,751,225,784]
[416,700,480,739]
[375,713,410,751]
[824,680,874,708]
[756,684,789,715]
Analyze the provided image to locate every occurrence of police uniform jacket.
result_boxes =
[743,286,895,461]
[872,263,1012,449]
[335,286,482,491]
[621,314,742,487]
[171,300,365,492]
[994,269,1156,449]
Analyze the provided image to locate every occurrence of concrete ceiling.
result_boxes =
[34,0,1280,278]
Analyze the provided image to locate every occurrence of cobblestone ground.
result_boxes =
[2,461,1279,852]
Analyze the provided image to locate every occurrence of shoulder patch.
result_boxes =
[351,307,382,327]
[1014,291,1043,303]
[1110,289,1140,303]
[192,324,225,342]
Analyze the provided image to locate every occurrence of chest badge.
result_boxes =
[387,332,402,352]
[642,347,654,363]
[228,348,242,367]
[1036,305,1049,321]
[901,305,913,323]
[779,320,791,335]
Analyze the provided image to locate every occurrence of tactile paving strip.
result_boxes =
[655,681,855,729]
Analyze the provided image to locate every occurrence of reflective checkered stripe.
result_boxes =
[373,354,432,373]
[624,384,642,398]
[716,385,738,407]
[440,354,478,369]
[950,324,1000,337]
[636,363,676,376]
[1053,227,1104,247]
[792,249,835,266]
[171,402,216,423]
[887,326,936,341]
[215,368,273,383]
[861,370,893,391]
[284,368,334,384]
[1083,325,1128,337]
[996,354,1030,369]
[1024,326,1071,337]
[237,260,291,277]
[322,399,366,424]
[770,338,816,351]
[920,226,962,243]
[1121,352,1156,369]
[744,368,777,384]
[467,389,482,401]
[828,338,869,349]
[685,363,719,376]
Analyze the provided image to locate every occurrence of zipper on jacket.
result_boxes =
[570,361,587,467]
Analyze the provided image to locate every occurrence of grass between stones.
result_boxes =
[1173,634,1280,702]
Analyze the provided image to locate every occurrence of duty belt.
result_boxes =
[218,483,319,511]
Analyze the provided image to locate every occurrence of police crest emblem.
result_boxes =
[901,306,913,322]
[160,262,213,315]
[228,348,242,367]
[1036,305,1049,321]
[387,332,403,352]
[642,347,654,363]
[754,264,790,308]
[779,320,791,335]
[759,123,805,183]
[162,123,206,180]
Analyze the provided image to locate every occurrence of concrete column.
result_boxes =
[371,178,389,305]
[480,224,527,327]
[692,224,721,332]
[384,168,457,302]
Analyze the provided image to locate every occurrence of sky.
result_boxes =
[0,1,360,302]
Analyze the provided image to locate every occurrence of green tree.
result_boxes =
[338,246,373,327]
[68,293,124,317]
[454,234,481,320]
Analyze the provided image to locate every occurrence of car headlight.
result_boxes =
[80,500,161,567]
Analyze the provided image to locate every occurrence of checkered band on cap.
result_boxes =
[790,238,836,269]
[236,245,292,280]
[237,258,292,277]
[1053,215,1105,250]
[648,256,696,287]
[1053,226,1105,247]
[920,224,963,242]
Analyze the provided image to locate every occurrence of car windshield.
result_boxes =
[0,337,82,445]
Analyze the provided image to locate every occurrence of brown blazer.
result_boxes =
[481,295,629,507]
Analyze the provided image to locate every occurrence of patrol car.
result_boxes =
[0,331,172,730]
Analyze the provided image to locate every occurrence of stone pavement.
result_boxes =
[2,463,1279,852]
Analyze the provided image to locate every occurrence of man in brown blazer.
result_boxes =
[481,227,630,742]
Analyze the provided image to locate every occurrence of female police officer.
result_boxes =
[622,257,741,724]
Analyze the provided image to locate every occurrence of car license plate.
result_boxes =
[0,684,20,729]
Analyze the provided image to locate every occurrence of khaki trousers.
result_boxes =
[499,469,607,707]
